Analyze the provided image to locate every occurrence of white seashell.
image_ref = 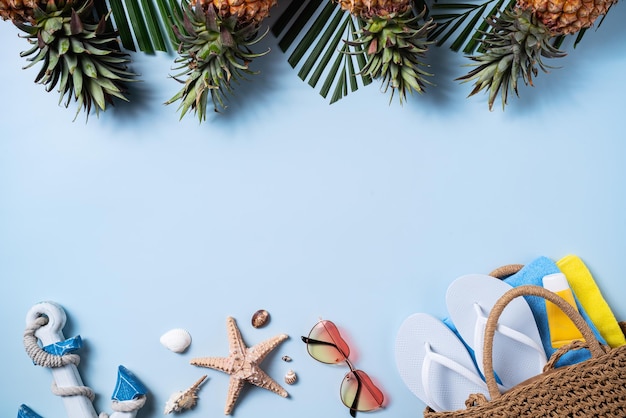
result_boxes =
[163,375,207,414]
[164,390,187,414]
[160,328,192,353]
[284,369,297,385]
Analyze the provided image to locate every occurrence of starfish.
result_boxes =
[190,316,289,415]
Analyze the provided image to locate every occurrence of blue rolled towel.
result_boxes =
[503,256,607,367]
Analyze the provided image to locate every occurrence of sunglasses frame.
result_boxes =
[301,319,384,417]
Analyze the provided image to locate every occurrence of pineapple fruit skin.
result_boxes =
[195,0,277,24]
[516,0,617,34]
[0,0,39,22]
[334,0,412,18]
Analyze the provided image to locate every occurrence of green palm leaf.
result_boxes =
[428,0,514,53]
[101,0,615,74]
[427,0,614,53]
[272,0,371,103]
[106,0,180,52]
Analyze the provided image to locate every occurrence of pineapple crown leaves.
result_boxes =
[456,7,566,110]
[165,1,271,121]
[268,0,617,107]
[344,7,437,104]
[270,1,440,105]
[16,0,137,121]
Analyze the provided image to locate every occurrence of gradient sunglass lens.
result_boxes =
[340,370,385,412]
[305,320,350,364]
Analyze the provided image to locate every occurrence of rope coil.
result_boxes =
[23,316,81,369]
[23,314,145,417]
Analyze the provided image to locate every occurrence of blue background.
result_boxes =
[1,3,625,417]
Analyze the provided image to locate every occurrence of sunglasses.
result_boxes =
[301,320,385,417]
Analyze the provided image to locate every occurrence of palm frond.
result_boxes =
[427,0,611,53]
[428,0,514,53]
[106,0,180,52]
[104,0,616,68]
[271,0,371,104]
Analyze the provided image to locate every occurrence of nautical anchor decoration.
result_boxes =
[20,301,148,418]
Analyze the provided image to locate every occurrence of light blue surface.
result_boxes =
[1,3,625,417]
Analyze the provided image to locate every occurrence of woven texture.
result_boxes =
[424,285,626,418]
[488,264,523,279]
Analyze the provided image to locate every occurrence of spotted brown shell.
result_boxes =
[251,309,270,328]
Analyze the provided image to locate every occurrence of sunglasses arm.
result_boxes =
[349,371,363,417]
[301,336,338,347]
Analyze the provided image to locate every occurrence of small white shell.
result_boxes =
[160,328,192,353]
[284,369,297,385]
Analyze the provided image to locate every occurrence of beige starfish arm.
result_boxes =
[247,333,289,363]
[190,356,233,374]
[245,366,288,398]
[193,317,290,415]
[224,376,246,415]
[226,316,246,355]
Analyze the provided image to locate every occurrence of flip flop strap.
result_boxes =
[473,303,547,377]
[422,342,487,412]
[483,285,605,399]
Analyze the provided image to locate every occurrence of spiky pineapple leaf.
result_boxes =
[427,0,606,53]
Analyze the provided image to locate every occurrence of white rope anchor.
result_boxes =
[21,302,147,418]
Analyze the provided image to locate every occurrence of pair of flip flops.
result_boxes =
[395,274,547,412]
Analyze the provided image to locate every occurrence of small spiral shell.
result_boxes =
[284,369,297,385]
[163,375,207,414]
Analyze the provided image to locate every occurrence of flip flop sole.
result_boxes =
[395,313,489,412]
[446,274,547,389]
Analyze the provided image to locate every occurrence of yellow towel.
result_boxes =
[557,255,625,348]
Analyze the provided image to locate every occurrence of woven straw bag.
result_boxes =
[424,284,626,417]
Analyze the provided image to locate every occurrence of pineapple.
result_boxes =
[8,0,135,120]
[0,0,38,23]
[339,0,436,104]
[458,0,617,110]
[516,0,614,34]
[166,0,277,120]
[211,0,275,25]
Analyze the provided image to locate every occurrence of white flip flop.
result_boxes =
[395,313,490,412]
[446,274,547,390]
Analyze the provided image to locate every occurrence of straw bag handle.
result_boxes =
[482,285,607,399]
[489,264,523,279]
